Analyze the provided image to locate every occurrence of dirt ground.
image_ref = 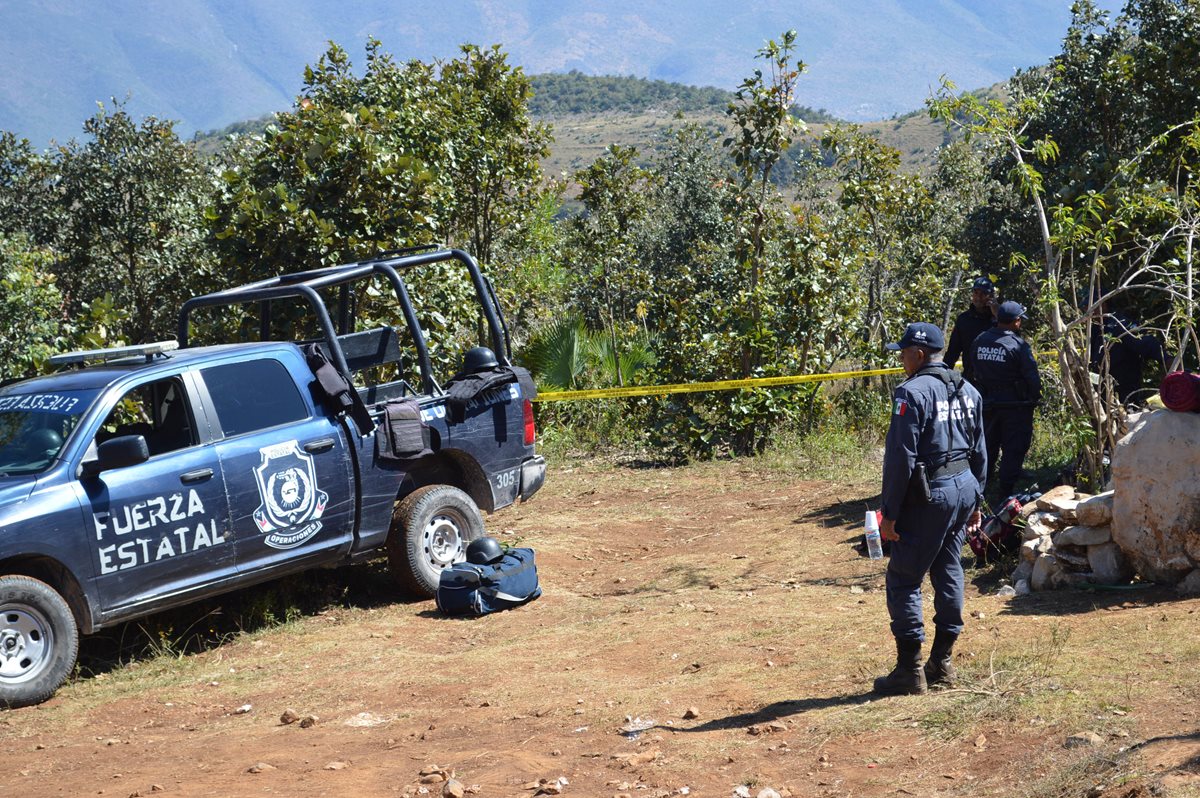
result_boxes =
[3,458,1199,798]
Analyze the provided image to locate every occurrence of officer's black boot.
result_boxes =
[923,629,958,688]
[872,639,927,696]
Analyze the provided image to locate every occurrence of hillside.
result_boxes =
[192,72,951,176]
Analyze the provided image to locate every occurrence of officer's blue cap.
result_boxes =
[885,322,944,351]
[972,276,995,294]
[997,300,1027,322]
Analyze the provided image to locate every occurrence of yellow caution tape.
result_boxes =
[534,350,1060,403]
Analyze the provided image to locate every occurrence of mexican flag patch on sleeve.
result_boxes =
[893,398,908,416]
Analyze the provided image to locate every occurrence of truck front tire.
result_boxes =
[387,485,485,598]
[0,576,79,708]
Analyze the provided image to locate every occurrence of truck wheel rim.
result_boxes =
[423,512,465,569]
[0,604,53,684]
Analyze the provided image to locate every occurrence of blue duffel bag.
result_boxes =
[436,546,542,616]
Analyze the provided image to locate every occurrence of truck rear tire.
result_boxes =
[0,576,79,708]
[387,485,485,598]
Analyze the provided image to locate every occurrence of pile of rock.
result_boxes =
[1011,486,1133,593]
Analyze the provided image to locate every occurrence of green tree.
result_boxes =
[436,44,553,266]
[723,29,805,378]
[0,235,62,380]
[567,144,657,387]
[53,102,217,343]
[209,41,442,279]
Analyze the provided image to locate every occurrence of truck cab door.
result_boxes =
[195,357,354,576]
[79,373,235,613]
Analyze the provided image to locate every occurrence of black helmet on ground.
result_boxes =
[463,346,499,373]
[466,536,504,564]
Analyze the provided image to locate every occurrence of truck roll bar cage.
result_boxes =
[177,248,511,397]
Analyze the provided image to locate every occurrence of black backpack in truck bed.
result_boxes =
[436,547,541,616]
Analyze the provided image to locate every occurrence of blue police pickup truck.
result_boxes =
[0,247,545,707]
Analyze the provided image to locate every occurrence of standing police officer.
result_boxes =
[875,322,986,696]
[944,276,998,384]
[965,300,1041,502]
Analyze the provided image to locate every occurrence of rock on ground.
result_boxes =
[1055,525,1111,547]
[1035,485,1077,510]
[1088,542,1134,584]
[1076,491,1114,526]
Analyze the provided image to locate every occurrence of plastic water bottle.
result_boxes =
[864,510,883,560]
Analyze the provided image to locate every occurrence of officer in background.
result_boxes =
[1091,311,1168,405]
[944,276,998,384]
[875,322,986,696]
[965,300,1041,502]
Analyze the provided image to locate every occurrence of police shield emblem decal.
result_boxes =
[252,440,329,549]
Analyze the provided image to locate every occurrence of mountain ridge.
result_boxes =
[2,0,1102,145]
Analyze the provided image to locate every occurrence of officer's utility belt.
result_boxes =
[908,458,969,504]
[929,459,969,480]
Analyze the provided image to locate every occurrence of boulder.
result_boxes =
[1087,542,1134,585]
[1055,524,1111,547]
[1076,492,1114,527]
[1111,410,1200,582]
[1035,485,1077,511]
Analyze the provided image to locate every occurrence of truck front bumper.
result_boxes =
[519,455,546,502]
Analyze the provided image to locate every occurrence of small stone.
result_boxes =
[420,773,447,784]
[1032,552,1062,591]
[995,585,1016,598]
[1076,492,1114,526]
[757,789,781,798]
[280,709,300,725]
[299,715,318,728]
[442,779,466,798]
[682,707,699,720]
[1065,732,1104,749]
[734,788,752,798]
[1015,579,1031,596]
[324,761,349,771]
[849,586,864,594]
[247,763,276,774]
[234,704,252,715]
[1088,542,1133,584]
[150,787,164,793]
[1011,559,1034,583]
[1035,485,1077,510]
[1055,525,1111,547]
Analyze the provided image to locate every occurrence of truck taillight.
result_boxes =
[523,399,536,446]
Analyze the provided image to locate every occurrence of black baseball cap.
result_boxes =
[997,300,1027,322]
[972,276,995,294]
[885,322,945,351]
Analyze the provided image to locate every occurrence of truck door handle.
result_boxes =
[304,438,336,454]
[180,468,214,484]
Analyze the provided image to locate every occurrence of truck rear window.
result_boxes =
[200,360,309,437]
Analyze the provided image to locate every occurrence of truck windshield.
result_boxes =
[0,390,96,476]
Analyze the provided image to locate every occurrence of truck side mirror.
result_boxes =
[80,435,150,478]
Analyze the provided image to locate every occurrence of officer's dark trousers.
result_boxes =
[886,469,978,643]
[983,405,1034,499]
